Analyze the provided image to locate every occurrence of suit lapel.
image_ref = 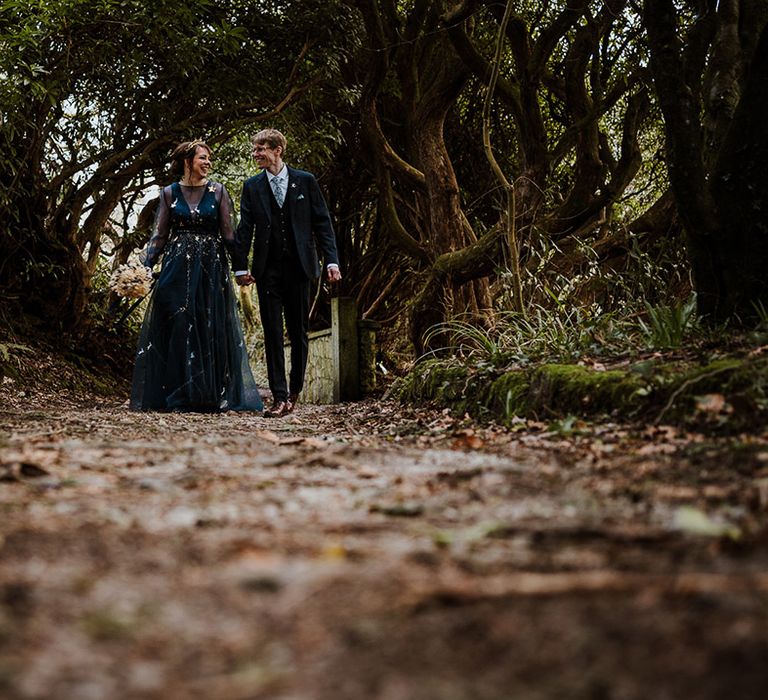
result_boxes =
[286,168,301,232]
[256,172,271,224]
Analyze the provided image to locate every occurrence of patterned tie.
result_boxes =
[271,176,285,207]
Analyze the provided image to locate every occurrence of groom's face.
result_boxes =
[252,141,282,171]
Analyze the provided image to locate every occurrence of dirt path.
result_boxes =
[1,390,768,699]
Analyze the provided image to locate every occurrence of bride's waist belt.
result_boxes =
[172,228,217,238]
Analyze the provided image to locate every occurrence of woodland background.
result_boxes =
[3,5,768,697]
[2,0,768,387]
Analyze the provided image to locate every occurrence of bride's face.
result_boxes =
[186,147,211,181]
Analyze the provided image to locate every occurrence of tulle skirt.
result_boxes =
[130,232,263,412]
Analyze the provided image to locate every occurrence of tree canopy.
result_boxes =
[2,0,767,355]
[0,0,355,326]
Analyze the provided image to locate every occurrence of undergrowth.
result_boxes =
[0,264,139,396]
[420,229,735,370]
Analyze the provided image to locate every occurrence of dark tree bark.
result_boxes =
[709,21,768,314]
[644,0,768,319]
[352,0,656,354]
[355,0,498,352]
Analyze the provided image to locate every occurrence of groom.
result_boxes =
[234,129,341,417]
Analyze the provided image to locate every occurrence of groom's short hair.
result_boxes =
[253,128,287,156]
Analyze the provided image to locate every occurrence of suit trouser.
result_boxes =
[256,259,310,402]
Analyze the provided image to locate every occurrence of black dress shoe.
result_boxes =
[265,400,289,417]
[286,393,299,413]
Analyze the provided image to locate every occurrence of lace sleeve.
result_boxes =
[216,183,239,267]
[216,183,237,243]
[142,186,172,268]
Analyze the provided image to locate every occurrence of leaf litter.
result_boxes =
[1,382,768,699]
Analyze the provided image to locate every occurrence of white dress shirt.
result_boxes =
[266,164,288,204]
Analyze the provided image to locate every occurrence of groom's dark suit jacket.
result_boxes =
[233,166,339,279]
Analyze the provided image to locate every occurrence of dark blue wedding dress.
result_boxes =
[130,181,263,412]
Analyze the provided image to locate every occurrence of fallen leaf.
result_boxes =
[636,443,678,456]
[320,543,347,560]
[452,431,484,450]
[254,430,282,444]
[695,393,731,415]
[673,506,740,540]
[655,485,697,501]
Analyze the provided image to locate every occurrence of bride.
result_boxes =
[130,140,263,413]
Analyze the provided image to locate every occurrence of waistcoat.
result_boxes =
[267,183,299,265]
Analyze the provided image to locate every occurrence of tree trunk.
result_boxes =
[644,0,768,320]
[709,22,768,318]
[643,0,724,316]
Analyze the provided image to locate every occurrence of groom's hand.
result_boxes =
[326,264,341,283]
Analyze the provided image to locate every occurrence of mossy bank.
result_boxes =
[393,355,768,432]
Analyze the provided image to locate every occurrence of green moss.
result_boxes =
[654,357,768,429]
[528,364,648,417]
[395,359,471,404]
[397,354,768,432]
[400,359,648,421]
[484,371,531,423]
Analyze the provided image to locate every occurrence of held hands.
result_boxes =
[235,273,255,287]
[327,264,342,283]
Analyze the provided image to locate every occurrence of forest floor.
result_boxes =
[2,372,768,699]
